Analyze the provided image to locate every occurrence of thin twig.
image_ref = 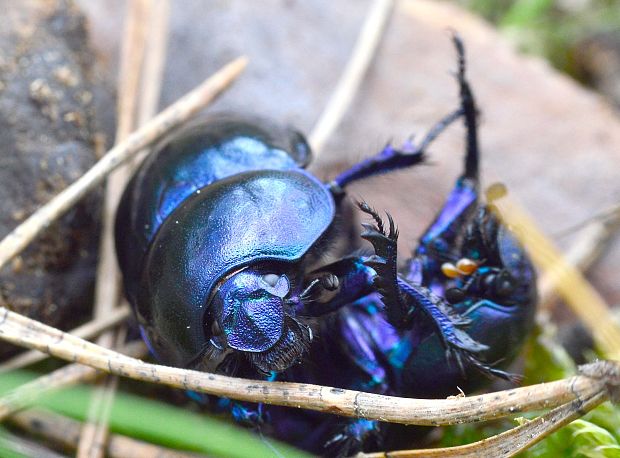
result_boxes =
[10,409,203,458]
[0,303,130,373]
[0,56,247,272]
[308,0,394,156]
[554,202,620,239]
[0,340,146,421]
[0,306,614,427]
[78,329,128,458]
[360,391,608,457]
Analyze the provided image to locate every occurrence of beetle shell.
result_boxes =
[115,115,335,366]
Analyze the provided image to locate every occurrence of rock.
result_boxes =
[0,0,110,356]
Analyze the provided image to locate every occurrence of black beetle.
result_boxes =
[115,37,536,455]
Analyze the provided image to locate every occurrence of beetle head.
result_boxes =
[207,267,312,374]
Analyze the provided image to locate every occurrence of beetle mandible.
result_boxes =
[115,37,537,456]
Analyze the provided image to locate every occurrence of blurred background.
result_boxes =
[0,0,619,456]
[457,0,620,102]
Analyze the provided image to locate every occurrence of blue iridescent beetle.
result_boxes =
[115,38,536,456]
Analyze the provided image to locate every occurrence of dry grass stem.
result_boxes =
[0,427,65,458]
[78,328,129,457]
[0,55,247,272]
[80,0,147,453]
[79,375,120,458]
[308,0,394,156]
[138,0,170,127]
[0,303,130,373]
[10,409,202,458]
[361,391,607,457]
[0,340,146,422]
[540,202,620,306]
[490,194,620,360]
[0,306,615,427]
[80,0,169,453]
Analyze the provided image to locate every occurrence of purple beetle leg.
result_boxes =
[328,108,462,194]
[407,34,482,284]
[358,203,475,340]
[230,401,267,427]
[215,398,269,430]
[324,419,381,457]
[407,176,478,285]
[452,32,479,182]
[357,203,520,381]
[327,35,476,197]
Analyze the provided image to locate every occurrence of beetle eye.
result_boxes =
[262,273,280,287]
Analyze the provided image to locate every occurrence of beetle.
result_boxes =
[115,37,536,456]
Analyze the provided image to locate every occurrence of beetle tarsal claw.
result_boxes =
[360,223,383,238]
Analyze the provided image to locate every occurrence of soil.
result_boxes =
[0,0,113,357]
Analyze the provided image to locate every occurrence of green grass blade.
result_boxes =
[0,371,311,458]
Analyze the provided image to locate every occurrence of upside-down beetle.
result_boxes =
[115,37,537,456]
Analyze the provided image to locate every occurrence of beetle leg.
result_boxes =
[295,257,376,317]
[358,202,462,333]
[324,419,381,457]
[357,202,520,381]
[216,397,269,429]
[328,108,462,194]
[328,34,474,195]
[405,174,479,287]
[231,402,266,426]
[406,33,482,286]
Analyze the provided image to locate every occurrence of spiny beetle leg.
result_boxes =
[358,202,408,328]
[413,34,481,269]
[358,202,519,381]
[328,107,462,195]
[328,34,475,197]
